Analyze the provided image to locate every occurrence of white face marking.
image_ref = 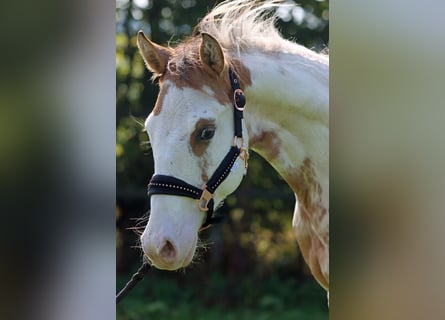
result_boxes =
[141,81,247,270]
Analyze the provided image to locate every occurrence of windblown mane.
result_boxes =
[196,0,289,53]
[162,0,327,80]
[197,0,328,57]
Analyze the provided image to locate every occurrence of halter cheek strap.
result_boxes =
[147,67,249,230]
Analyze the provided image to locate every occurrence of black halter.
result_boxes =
[147,67,249,230]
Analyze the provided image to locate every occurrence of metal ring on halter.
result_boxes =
[232,136,244,148]
[239,147,250,169]
[232,137,249,170]
[197,187,213,211]
[233,89,246,111]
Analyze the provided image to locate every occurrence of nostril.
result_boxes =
[159,240,176,262]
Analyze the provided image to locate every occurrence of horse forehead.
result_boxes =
[158,82,223,115]
[163,67,232,106]
[147,84,220,134]
[152,59,252,117]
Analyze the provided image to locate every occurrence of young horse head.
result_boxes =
[137,0,329,291]
[137,31,250,270]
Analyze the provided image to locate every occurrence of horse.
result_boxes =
[137,0,329,292]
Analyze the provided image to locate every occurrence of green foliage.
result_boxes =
[117,270,328,320]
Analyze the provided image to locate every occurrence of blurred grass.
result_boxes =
[117,270,327,320]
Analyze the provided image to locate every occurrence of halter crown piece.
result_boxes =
[147,67,249,231]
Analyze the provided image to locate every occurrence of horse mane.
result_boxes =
[196,0,289,53]
[162,0,327,80]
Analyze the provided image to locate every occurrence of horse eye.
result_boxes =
[197,126,215,141]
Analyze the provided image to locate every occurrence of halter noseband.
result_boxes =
[147,67,249,231]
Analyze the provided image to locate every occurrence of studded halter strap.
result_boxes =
[147,67,249,231]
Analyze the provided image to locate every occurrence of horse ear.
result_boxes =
[137,30,171,75]
[200,33,225,76]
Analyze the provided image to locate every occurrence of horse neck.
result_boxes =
[241,49,329,211]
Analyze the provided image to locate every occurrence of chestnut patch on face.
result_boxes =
[158,36,252,107]
[153,82,170,116]
[190,119,216,157]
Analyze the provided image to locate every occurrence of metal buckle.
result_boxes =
[197,186,213,211]
[232,136,244,148]
[232,137,249,170]
[240,147,250,170]
[233,89,245,111]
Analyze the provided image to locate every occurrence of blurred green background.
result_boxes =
[116,1,329,318]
